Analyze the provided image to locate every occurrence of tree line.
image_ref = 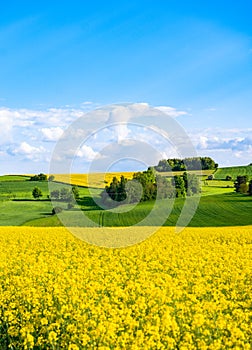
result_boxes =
[154,157,218,172]
[101,168,201,205]
[30,173,55,181]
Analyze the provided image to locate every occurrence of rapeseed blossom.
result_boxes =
[0,226,251,349]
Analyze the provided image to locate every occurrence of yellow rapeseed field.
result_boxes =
[0,226,251,349]
[53,172,135,188]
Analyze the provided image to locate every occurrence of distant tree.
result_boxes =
[133,168,156,201]
[183,172,200,196]
[234,175,249,194]
[72,185,80,200]
[117,176,127,202]
[52,206,63,215]
[48,175,55,181]
[249,180,252,196]
[30,173,47,181]
[154,157,217,172]
[67,202,74,209]
[156,175,175,199]
[32,186,43,199]
[60,188,70,200]
[125,180,143,203]
[173,175,186,198]
[50,189,60,200]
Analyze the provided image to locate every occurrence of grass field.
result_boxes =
[0,167,251,228]
[0,175,30,181]
[0,226,251,349]
[214,165,252,180]
[157,169,215,177]
[23,192,252,228]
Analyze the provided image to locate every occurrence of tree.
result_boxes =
[183,172,200,196]
[125,180,143,203]
[156,175,175,199]
[52,206,63,215]
[50,189,60,200]
[48,175,55,181]
[173,176,186,197]
[234,175,249,194]
[30,173,47,181]
[72,185,80,200]
[133,168,156,201]
[32,186,43,199]
[249,180,252,196]
[154,157,217,172]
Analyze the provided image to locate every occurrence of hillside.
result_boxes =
[1,165,252,228]
[214,165,252,180]
[24,192,252,228]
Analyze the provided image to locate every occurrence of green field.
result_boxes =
[0,175,30,181]
[0,178,101,225]
[0,167,251,228]
[214,165,252,180]
[23,191,252,228]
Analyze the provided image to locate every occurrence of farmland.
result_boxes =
[54,172,135,188]
[0,226,251,349]
[1,169,252,228]
[214,165,252,180]
[0,167,252,349]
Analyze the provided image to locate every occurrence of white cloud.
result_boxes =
[76,144,99,161]
[156,106,188,117]
[189,127,252,166]
[41,127,64,142]
[11,142,46,161]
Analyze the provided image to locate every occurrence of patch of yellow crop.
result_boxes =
[0,226,251,349]
[54,172,135,188]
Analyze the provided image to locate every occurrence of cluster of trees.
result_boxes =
[50,186,80,201]
[30,173,55,181]
[234,176,252,195]
[154,157,218,172]
[102,168,201,205]
[32,185,80,207]
[30,173,47,181]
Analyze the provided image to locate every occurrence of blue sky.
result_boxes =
[0,1,252,173]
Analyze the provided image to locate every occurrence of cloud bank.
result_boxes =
[0,103,251,174]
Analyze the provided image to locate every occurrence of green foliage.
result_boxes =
[50,189,60,200]
[72,185,80,199]
[50,187,76,203]
[173,175,186,197]
[102,176,128,204]
[249,180,252,196]
[156,175,175,199]
[183,172,201,196]
[103,168,193,205]
[48,175,55,181]
[52,206,63,215]
[234,176,249,194]
[125,180,143,203]
[32,187,43,199]
[133,168,156,201]
[154,157,217,172]
[30,173,47,181]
